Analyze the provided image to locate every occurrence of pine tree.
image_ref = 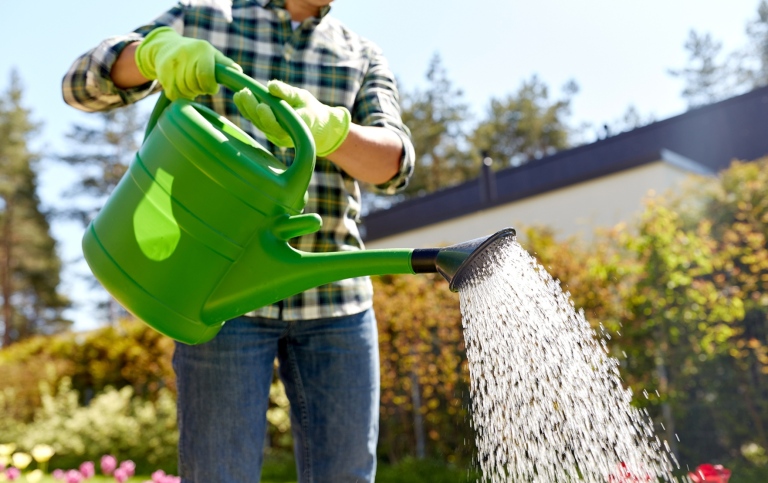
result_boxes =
[669,30,733,108]
[670,2,768,108]
[399,53,474,196]
[743,0,768,88]
[470,75,575,168]
[57,102,145,322]
[58,104,144,225]
[0,71,69,346]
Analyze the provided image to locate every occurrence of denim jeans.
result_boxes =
[173,309,380,483]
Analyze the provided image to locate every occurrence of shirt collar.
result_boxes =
[255,0,331,19]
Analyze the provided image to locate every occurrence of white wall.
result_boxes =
[365,159,703,249]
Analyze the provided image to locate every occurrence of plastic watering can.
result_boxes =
[82,65,515,344]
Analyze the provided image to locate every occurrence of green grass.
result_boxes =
[259,453,475,483]
[32,456,475,483]
[377,458,477,483]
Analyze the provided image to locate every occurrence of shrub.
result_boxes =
[0,319,176,424]
[13,378,178,474]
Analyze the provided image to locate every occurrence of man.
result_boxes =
[62,1,414,481]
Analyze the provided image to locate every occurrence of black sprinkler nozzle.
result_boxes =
[410,228,516,292]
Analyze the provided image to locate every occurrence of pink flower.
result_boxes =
[119,460,136,478]
[79,461,95,479]
[101,455,117,476]
[65,469,84,483]
[52,468,66,480]
[146,471,182,483]
[114,467,129,483]
[6,467,21,481]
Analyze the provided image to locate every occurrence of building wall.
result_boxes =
[365,160,702,249]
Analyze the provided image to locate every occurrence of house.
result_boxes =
[362,85,768,249]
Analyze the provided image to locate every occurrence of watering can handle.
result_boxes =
[144,64,316,194]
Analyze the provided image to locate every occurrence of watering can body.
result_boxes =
[83,65,516,345]
[83,66,416,344]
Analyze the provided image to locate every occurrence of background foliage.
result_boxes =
[4,159,768,480]
[0,72,68,347]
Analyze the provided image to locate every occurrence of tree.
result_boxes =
[619,196,745,459]
[670,2,768,108]
[57,103,146,322]
[469,75,576,168]
[669,30,735,108]
[694,159,768,457]
[399,53,474,196]
[58,104,145,225]
[742,0,768,88]
[0,71,69,346]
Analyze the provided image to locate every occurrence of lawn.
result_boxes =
[34,457,476,483]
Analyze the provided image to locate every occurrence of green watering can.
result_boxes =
[82,65,515,344]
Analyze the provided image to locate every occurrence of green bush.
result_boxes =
[0,319,176,424]
[12,378,178,475]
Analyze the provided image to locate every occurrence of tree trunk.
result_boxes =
[410,363,426,459]
[655,325,679,458]
[2,197,13,347]
[737,364,768,450]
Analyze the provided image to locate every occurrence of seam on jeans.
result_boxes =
[286,342,313,481]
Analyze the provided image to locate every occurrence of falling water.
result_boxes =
[458,236,680,482]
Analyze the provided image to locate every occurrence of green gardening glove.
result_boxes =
[233,80,351,157]
[135,26,241,101]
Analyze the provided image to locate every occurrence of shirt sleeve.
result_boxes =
[61,4,186,112]
[351,44,415,195]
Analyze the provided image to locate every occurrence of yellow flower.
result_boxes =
[0,444,15,456]
[11,452,32,470]
[25,469,44,483]
[30,445,55,463]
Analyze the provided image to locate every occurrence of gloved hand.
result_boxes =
[233,80,351,157]
[135,26,241,101]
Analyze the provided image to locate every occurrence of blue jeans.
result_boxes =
[173,309,380,483]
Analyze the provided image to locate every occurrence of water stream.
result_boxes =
[458,237,681,482]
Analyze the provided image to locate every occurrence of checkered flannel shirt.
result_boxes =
[62,0,415,320]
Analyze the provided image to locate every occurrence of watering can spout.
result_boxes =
[203,227,518,324]
[411,227,516,292]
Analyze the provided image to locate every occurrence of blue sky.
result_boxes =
[2,1,762,148]
[0,0,762,329]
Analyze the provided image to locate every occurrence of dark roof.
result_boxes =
[363,85,768,242]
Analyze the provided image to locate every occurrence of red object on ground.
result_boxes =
[688,463,731,483]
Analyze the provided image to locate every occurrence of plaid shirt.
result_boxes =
[62,0,414,320]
